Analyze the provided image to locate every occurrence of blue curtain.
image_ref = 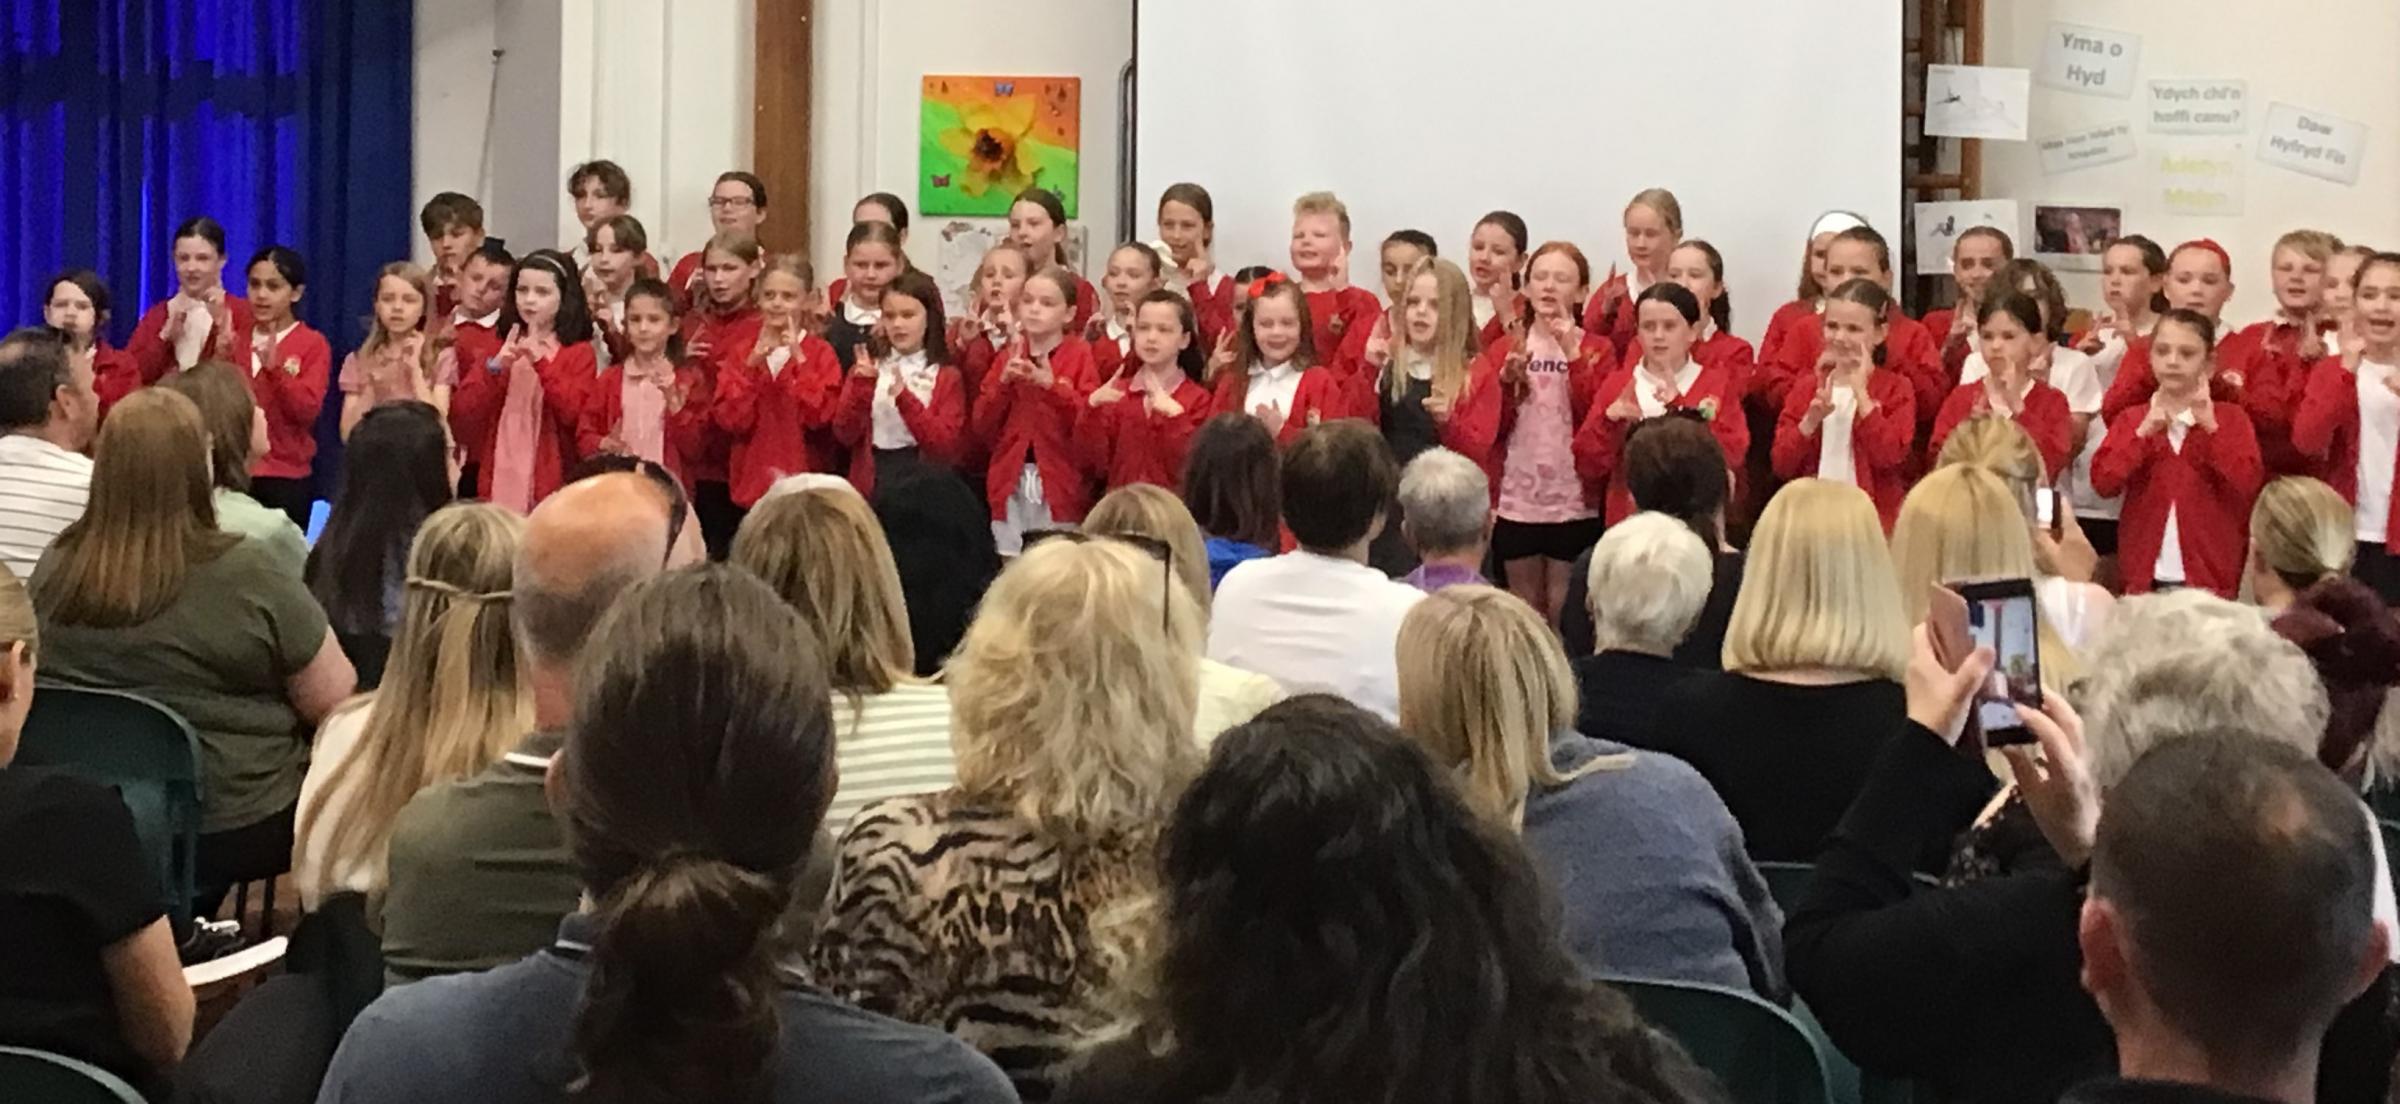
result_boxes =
[2,0,413,492]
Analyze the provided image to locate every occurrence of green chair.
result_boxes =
[13,684,203,928]
[1758,860,1816,915]
[0,1046,147,1104]
[1608,975,1835,1104]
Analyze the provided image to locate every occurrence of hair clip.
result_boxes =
[1245,272,1288,301]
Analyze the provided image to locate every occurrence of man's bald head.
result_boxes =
[514,472,675,669]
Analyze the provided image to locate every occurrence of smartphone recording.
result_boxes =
[1954,578,2044,746]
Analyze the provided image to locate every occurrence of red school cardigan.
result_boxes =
[2090,401,2264,596]
[675,305,765,487]
[1578,271,1642,364]
[455,340,595,505]
[1074,375,1214,493]
[1770,369,1918,531]
[126,294,256,385]
[2292,356,2400,547]
[1929,378,2076,479]
[1209,364,1344,449]
[713,333,842,507]
[2097,335,2243,426]
[245,323,334,481]
[1768,307,1948,432]
[2218,318,2333,478]
[833,360,970,499]
[1758,298,1817,386]
[576,360,715,486]
[1305,285,1383,418]
[1573,360,1749,524]
[972,335,1100,521]
[1693,329,1759,400]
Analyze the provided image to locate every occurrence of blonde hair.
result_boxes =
[1724,479,1909,680]
[948,539,1203,837]
[1935,414,2070,577]
[360,262,436,380]
[296,503,532,904]
[2250,476,2355,590]
[1889,465,2080,690]
[1292,191,1351,240]
[729,488,917,696]
[1626,187,1685,237]
[2275,229,2345,265]
[1391,257,1479,403]
[1084,484,1210,616]
[1396,586,1624,828]
[37,389,235,627]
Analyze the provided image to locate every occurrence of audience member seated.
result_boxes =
[1560,415,1743,666]
[1394,446,1491,591]
[814,537,1202,1101]
[0,328,97,580]
[159,360,308,576]
[1397,584,1783,997]
[1648,478,1909,862]
[1573,513,1712,748]
[2066,735,2389,1104]
[1083,483,1284,741]
[1936,414,2115,649]
[306,401,454,690]
[2248,476,2358,617]
[2241,477,2400,782]
[868,456,998,675]
[1057,695,1714,1104]
[378,472,690,982]
[1181,411,1281,587]
[32,388,355,912]
[291,503,528,914]
[1209,421,1422,720]
[731,486,955,832]
[1891,464,2082,689]
[321,567,1016,1104]
[0,568,193,1093]
[1786,591,2397,1104]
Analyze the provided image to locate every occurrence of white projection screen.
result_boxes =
[1133,0,1903,343]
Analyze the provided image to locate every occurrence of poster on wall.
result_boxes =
[2037,121,2137,175]
[2257,102,2367,186]
[1925,65,2030,141]
[919,75,1082,218]
[2031,205,2121,271]
[2148,79,2246,135]
[2158,143,2245,217]
[1913,200,2021,275]
[2037,22,2140,98]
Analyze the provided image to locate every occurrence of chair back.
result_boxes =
[1608,975,1834,1104]
[15,683,203,927]
[1758,860,1816,915]
[0,1046,147,1104]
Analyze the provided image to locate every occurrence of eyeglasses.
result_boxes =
[1020,529,1175,632]
[706,197,758,211]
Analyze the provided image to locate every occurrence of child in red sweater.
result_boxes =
[1575,282,1747,525]
[1289,191,1383,414]
[1090,243,1170,379]
[127,216,254,385]
[1009,188,1098,333]
[2292,251,2400,601]
[1770,279,1919,531]
[1581,188,1683,363]
[1208,278,1343,447]
[1157,183,1232,345]
[1477,242,1612,624]
[240,246,332,525]
[975,265,1099,553]
[2091,309,2264,596]
[579,279,710,487]
[716,256,840,509]
[1929,293,2075,478]
[1078,289,1214,494]
[476,250,597,513]
[834,269,968,498]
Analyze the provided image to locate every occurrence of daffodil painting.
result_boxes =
[920,75,1080,217]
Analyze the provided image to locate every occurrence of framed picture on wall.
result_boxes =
[2031,204,2122,272]
[920,75,1082,218]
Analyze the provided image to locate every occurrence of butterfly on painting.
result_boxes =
[931,174,951,188]
[994,81,1015,96]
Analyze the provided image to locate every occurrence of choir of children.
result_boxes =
[43,169,2394,611]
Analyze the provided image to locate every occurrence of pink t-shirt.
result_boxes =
[1497,337,1593,524]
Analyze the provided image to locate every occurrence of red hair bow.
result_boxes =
[1245,272,1288,301]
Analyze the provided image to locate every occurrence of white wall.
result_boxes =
[411,0,754,265]
[1979,1,2400,323]
[808,0,1132,282]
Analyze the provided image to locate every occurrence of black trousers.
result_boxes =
[2358,542,2400,606]
[693,479,744,562]
[249,476,315,528]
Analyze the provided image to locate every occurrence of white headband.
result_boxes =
[1809,211,1869,239]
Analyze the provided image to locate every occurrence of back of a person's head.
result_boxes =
[1084,483,1212,615]
[948,537,1201,838]
[513,472,676,669]
[1137,694,1709,1104]
[2088,734,2383,1068]
[1395,586,1578,826]
[1935,413,2044,495]
[1281,420,1394,552]
[311,401,454,631]
[1890,465,2038,620]
[1586,512,1712,656]
[562,565,835,1104]
[731,486,915,695]
[1396,447,1489,560]
[158,361,260,492]
[40,387,226,628]
[2251,476,2356,592]
[0,327,69,434]
[2078,591,2328,788]
[1723,478,1907,679]
[1182,412,1282,551]
[298,502,531,898]
[1623,415,1729,548]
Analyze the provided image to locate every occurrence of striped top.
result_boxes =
[823,680,958,834]
[0,435,91,580]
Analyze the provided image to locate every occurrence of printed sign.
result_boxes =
[2147,79,2247,135]
[2038,23,2140,98]
[2158,142,2245,217]
[2257,102,2366,186]
[2037,121,2138,175]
